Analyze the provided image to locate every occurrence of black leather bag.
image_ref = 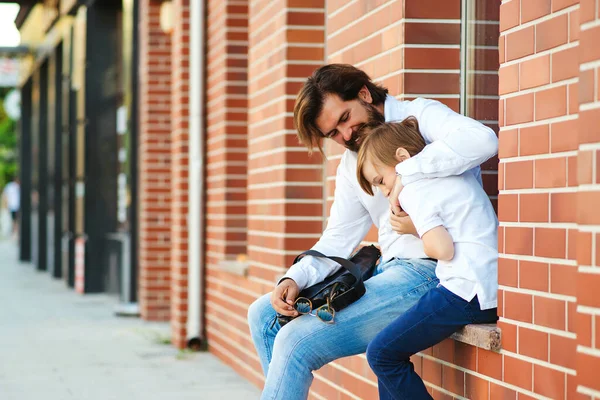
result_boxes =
[277,245,381,327]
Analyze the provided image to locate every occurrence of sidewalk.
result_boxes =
[0,239,260,400]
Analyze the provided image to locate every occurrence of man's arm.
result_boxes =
[395,98,498,185]
[282,155,373,289]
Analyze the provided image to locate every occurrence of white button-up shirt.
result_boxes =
[283,95,498,291]
[400,172,498,310]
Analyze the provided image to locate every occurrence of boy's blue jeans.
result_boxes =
[366,285,498,400]
[247,258,439,400]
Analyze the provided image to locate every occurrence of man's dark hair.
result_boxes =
[293,64,389,155]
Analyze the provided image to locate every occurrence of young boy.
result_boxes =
[356,118,498,399]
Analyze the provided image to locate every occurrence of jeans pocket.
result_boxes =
[401,258,437,282]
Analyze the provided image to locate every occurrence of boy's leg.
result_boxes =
[252,258,438,400]
[366,286,497,400]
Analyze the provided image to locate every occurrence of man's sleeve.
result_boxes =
[282,157,373,290]
[395,98,498,186]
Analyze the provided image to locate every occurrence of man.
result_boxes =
[2,175,20,239]
[248,64,498,400]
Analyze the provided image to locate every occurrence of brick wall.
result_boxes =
[498,0,580,398]
[170,0,191,349]
[138,0,172,321]
[576,0,600,397]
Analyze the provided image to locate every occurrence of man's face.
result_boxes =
[315,92,383,152]
[361,158,397,197]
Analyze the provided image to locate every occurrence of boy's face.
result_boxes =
[361,158,397,197]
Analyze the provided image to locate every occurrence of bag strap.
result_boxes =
[294,250,363,283]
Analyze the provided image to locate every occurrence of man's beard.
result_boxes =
[344,100,385,152]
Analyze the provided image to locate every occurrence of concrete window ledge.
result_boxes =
[450,324,501,352]
[218,260,249,277]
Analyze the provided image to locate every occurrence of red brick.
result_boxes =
[498,194,518,222]
[465,373,490,400]
[552,46,579,82]
[477,349,502,380]
[568,82,578,115]
[499,129,519,158]
[504,355,532,390]
[580,69,595,104]
[578,191,600,225]
[520,260,549,292]
[499,258,518,286]
[422,357,442,387]
[534,365,566,399]
[490,383,517,399]
[552,0,579,11]
[505,227,534,256]
[405,0,460,19]
[535,85,568,121]
[578,150,594,185]
[549,192,575,223]
[580,0,596,24]
[505,291,533,322]
[549,334,577,369]
[499,64,519,94]
[521,55,550,89]
[577,272,600,308]
[520,124,549,156]
[505,161,533,189]
[550,264,577,296]
[580,25,600,63]
[499,321,517,352]
[536,13,569,52]
[442,365,464,396]
[535,157,566,188]
[569,9,580,41]
[454,341,477,370]
[551,118,578,152]
[535,228,566,258]
[520,193,549,222]
[534,296,566,330]
[579,108,600,144]
[522,0,551,22]
[500,0,520,32]
[519,326,549,361]
[499,35,505,64]
[506,93,534,125]
[506,27,535,61]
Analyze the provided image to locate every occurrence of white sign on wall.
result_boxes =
[0,58,19,87]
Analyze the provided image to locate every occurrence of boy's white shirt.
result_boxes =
[400,173,499,309]
[282,95,498,291]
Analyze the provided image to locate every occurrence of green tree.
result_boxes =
[0,87,17,189]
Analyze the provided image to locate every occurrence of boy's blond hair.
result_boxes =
[357,117,426,196]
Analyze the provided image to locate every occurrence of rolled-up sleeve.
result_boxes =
[395,98,498,186]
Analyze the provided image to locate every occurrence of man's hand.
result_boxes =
[390,211,418,236]
[389,175,404,216]
[270,279,300,317]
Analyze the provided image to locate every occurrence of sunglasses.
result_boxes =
[293,296,335,324]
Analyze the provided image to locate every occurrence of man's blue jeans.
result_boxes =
[366,285,498,400]
[247,258,438,400]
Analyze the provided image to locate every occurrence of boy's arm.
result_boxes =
[395,98,498,186]
[422,226,454,261]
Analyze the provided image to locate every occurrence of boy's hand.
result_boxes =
[271,279,299,317]
[389,175,404,215]
[390,211,418,236]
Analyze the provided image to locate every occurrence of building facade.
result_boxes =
[16,0,600,398]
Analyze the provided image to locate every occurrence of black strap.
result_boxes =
[294,250,363,283]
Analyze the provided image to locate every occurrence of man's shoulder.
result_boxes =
[384,96,441,122]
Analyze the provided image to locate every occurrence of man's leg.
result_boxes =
[251,258,438,400]
[248,293,279,375]
[366,286,498,400]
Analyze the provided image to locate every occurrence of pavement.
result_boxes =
[0,239,261,400]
